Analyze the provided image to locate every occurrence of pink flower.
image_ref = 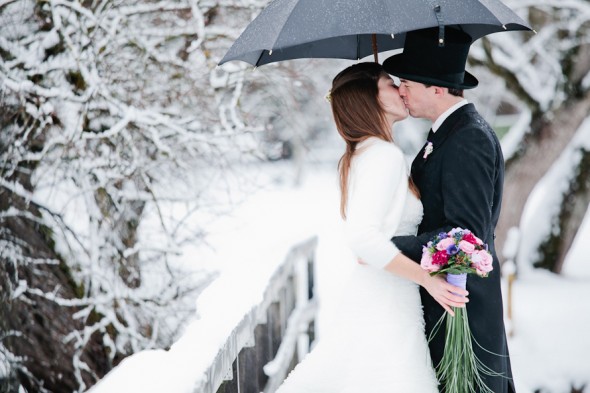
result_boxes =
[459,240,475,254]
[421,250,440,273]
[462,233,478,245]
[463,232,483,245]
[432,251,449,266]
[472,250,493,277]
[436,237,455,251]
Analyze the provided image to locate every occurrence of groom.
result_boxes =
[383,27,515,392]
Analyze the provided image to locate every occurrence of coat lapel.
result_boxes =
[411,103,476,180]
[429,104,475,150]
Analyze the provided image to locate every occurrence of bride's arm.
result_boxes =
[345,142,467,314]
[344,142,406,268]
[383,253,468,316]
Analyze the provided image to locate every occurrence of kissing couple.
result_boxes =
[277,27,515,393]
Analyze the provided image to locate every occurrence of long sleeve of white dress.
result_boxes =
[344,138,410,269]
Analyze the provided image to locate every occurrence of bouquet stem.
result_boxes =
[421,229,504,392]
[431,273,494,393]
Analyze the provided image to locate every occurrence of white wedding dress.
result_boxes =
[276,138,438,393]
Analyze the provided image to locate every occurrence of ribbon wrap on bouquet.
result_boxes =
[447,272,467,292]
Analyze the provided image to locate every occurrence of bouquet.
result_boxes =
[421,227,500,393]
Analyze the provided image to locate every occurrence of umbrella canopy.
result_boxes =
[219,0,533,66]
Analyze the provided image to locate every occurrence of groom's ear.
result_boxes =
[433,86,446,97]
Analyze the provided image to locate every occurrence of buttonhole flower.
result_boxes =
[423,141,433,159]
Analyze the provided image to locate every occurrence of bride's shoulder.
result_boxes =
[356,137,404,162]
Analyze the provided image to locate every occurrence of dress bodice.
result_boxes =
[395,191,423,237]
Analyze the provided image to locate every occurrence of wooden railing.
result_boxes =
[195,236,318,393]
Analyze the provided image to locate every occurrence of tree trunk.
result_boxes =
[495,94,590,268]
[0,214,112,392]
[0,181,116,392]
[548,148,590,273]
[0,113,112,393]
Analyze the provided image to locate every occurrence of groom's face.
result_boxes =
[398,79,436,120]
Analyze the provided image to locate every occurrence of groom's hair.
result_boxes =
[447,88,464,97]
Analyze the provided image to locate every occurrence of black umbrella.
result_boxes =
[219,0,533,67]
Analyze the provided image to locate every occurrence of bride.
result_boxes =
[276,62,469,393]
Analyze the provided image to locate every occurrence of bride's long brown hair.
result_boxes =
[330,62,419,218]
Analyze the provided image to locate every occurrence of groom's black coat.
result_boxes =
[392,104,515,393]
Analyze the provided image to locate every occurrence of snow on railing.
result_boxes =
[198,236,318,393]
[87,236,318,393]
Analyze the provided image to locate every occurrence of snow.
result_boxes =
[509,269,590,392]
[516,116,590,275]
[89,128,590,393]
[562,202,590,278]
[500,109,532,162]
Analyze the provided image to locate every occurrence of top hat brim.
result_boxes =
[383,53,479,90]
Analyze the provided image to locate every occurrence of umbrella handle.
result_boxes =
[372,34,378,63]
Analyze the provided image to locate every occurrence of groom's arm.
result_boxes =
[391,228,452,263]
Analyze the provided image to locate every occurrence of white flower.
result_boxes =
[423,141,434,159]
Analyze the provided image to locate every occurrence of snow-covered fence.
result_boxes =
[201,236,318,393]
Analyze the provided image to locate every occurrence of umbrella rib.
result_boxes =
[255,50,266,67]
[268,0,305,56]
[356,35,361,60]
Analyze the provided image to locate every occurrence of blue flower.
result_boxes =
[446,244,459,255]
[438,232,448,239]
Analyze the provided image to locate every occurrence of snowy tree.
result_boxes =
[0,0,333,391]
[469,0,590,273]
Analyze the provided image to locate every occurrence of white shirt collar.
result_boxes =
[432,99,469,132]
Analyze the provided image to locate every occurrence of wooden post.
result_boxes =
[255,323,271,389]
[268,301,282,358]
[503,259,516,337]
[502,227,520,338]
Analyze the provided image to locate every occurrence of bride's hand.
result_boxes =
[422,274,469,317]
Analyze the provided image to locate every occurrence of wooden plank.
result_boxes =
[238,345,259,393]
[268,301,282,358]
[254,323,271,389]
[216,359,238,393]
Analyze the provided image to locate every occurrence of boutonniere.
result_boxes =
[423,141,434,160]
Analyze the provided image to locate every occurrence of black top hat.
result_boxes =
[383,27,478,90]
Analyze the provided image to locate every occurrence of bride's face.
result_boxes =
[377,76,409,124]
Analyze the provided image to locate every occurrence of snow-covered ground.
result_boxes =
[89,130,590,393]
